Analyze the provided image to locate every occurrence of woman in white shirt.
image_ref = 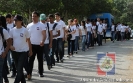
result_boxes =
[66,19,76,57]
[73,19,79,53]
[92,21,97,46]
[10,15,32,83]
[79,21,87,51]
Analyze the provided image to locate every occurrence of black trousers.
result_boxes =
[44,44,51,66]
[117,31,121,41]
[103,32,106,43]
[29,45,44,75]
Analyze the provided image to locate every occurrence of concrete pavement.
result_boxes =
[7,40,133,83]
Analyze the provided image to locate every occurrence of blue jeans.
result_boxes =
[12,51,27,83]
[111,31,115,41]
[82,35,86,51]
[87,31,92,48]
[44,44,51,66]
[121,32,125,41]
[68,40,75,55]
[0,57,4,83]
[55,38,63,61]
[75,36,79,52]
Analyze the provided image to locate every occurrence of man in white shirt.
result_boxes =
[6,14,17,77]
[111,22,115,43]
[47,14,60,67]
[120,23,126,41]
[116,22,121,41]
[0,15,11,83]
[40,13,52,70]
[27,11,46,77]
[86,19,92,49]
[54,12,66,63]
[97,20,104,46]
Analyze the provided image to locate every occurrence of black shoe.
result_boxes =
[47,65,51,70]
[11,73,16,77]
[39,74,44,77]
[60,59,63,63]
[55,60,59,63]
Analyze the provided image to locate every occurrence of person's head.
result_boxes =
[67,19,73,25]
[0,15,7,29]
[6,14,12,24]
[48,14,54,23]
[32,11,40,23]
[97,18,100,21]
[100,20,103,24]
[40,13,46,23]
[54,12,60,20]
[86,18,91,23]
[73,19,78,25]
[14,14,23,27]
[103,20,106,23]
[81,20,85,26]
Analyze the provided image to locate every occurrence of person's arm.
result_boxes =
[27,38,32,56]
[53,25,61,38]
[40,30,46,46]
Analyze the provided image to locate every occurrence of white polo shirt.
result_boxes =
[7,23,14,32]
[80,26,86,35]
[0,29,10,55]
[86,23,92,32]
[47,22,61,40]
[27,22,46,45]
[66,25,76,40]
[111,25,115,31]
[9,27,30,52]
[102,23,107,30]
[75,25,80,36]
[98,24,103,35]
[120,26,126,32]
[54,20,66,38]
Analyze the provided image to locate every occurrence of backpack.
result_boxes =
[67,26,72,41]
[0,27,6,48]
[46,23,58,41]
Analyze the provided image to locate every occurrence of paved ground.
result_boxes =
[7,40,133,83]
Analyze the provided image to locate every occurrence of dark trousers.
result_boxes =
[2,55,9,83]
[117,31,121,41]
[91,33,94,46]
[98,34,103,46]
[44,44,51,66]
[55,38,63,61]
[50,39,57,65]
[12,51,27,83]
[87,31,92,48]
[0,57,4,83]
[103,32,106,43]
[23,53,30,75]
[29,45,44,75]
[68,40,75,55]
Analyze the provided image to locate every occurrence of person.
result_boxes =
[27,11,46,78]
[0,15,11,83]
[92,21,97,46]
[79,21,87,51]
[39,13,52,70]
[120,23,126,41]
[9,14,32,83]
[97,20,103,46]
[47,14,60,67]
[116,22,121,41]
[66,19,76,57]
[86,19,92,49]
[5,14,17,77]
[102,20,107,43]
[73,19,80,53]
[111,22,115,43]
[54,12,66,63]
[128,26,131,40]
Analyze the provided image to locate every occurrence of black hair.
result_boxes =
[87,18,90,22]
[6,14,12,18]
[54,12,60,16]
[81,20,86,29]
[0,15,7,29]
[48,14,54,18]
[32,11,40,17]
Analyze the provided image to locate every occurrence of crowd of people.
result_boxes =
[0,11,132,83]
